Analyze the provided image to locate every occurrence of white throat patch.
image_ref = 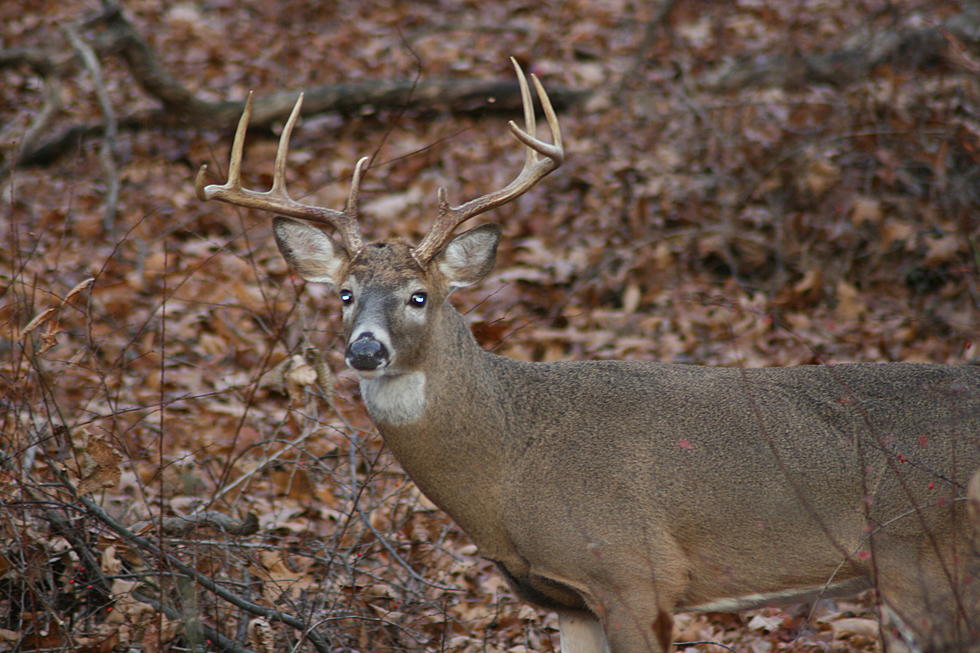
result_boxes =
[360,371,427,425]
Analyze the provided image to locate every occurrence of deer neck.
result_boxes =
[358,303,514,552]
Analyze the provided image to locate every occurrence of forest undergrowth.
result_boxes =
[1,1,978,651]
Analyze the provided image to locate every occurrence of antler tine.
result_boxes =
[195,91,365,255]
[270,91,302,196]
[511,71,563,162]
[517,60,536,171]
[413,58,564,264]
[195,90,255,202]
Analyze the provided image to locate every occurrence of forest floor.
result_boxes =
[1,0,978,651]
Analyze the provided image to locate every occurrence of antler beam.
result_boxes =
[412,58,564,263]
[195,91,367,255]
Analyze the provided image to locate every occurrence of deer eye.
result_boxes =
[339,289,354,305]
[409,292,427,308]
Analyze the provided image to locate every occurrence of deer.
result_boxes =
[196,60,980,653]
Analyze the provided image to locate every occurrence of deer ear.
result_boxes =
[273,217,348,285]
[435,223,501,288]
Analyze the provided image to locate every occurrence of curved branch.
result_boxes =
[705,5,980,90]
[132,510,260,537]
[64,23,119,229]
[78,494,331,653]
[7,1,589,169]
[15,79,588,168]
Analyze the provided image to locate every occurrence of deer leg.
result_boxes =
[559,610,610,653]
[567,534,688,653]
[600,601,674,653]
[875,535,978,652]
[581,582,677,653]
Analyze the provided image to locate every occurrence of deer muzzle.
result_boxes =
[346,333,390,372]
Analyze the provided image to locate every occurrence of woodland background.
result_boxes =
[1,0,978,651]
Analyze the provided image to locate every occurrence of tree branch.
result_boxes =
[77,495,331,653]
[704,4,980,90]
[5,1,588,169]
[64,23,119,230]
[132,510,260,537]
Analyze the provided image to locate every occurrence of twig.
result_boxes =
[76,494,331,653]
[354,500,461,593]
[41,508,112,599]
[132,590,258,653]
[193,429,318,511]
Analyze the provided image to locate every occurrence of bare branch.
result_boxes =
[132,511,260,537]
[704,8,980,90]
[5,2,588,169]
[64,24,119,230]
[77,493,332,653]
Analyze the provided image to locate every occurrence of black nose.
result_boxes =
[346,334,389,371]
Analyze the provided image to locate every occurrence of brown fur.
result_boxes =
[275,217,980,652]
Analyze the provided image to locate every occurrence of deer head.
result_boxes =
[195,59,563,377]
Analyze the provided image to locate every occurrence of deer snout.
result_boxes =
[346,333,389,371]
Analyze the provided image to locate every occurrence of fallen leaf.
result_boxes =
[850,196,882,225]
[747,614,783,632]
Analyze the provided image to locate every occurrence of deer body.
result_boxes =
[346,247,979,652]
[197,61,980,652]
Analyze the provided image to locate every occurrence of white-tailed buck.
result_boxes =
[197,61,980,652]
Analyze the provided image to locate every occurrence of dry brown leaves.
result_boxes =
[1,0,977,651]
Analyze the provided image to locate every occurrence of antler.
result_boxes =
[195,91,367,255]
[412,58,564,264]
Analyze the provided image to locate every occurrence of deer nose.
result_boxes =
[346,333,389,371]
